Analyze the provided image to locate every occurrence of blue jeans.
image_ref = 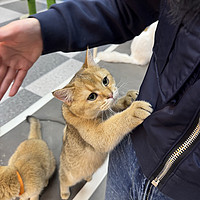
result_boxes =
[105,135,173,200]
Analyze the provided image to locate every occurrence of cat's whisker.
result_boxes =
[104,110,110,119]
[98,110,106,122]
[117,82,128,94]
[108,108,116,115]
[101,101,111,111]
[100,101,107,111]
[101,112,104,122]
[95,107,105,122]
[96,110,103,121]
[116,80,123,88]
[117,81,128,90]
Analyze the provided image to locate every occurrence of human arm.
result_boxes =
[33,0,160,54]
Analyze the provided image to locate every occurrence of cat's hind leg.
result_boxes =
[59,171,70,200]
[60,179,70,200]
[59,169,80,200]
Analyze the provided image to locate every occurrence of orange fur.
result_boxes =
[53,49,153,200]
[0,116,56,200]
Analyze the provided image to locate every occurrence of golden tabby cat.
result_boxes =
[0,116,56,200]
[53,49,152,200]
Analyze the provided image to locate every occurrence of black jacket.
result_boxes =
[33,0,200,199]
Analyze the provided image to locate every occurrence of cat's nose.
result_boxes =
[107,93,113,99]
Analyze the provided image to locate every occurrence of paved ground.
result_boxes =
[0,1,148,199]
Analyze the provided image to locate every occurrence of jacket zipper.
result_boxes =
[151,118,200,187]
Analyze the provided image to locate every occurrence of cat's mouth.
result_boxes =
[100,98,115,111]
[100,89,118,111]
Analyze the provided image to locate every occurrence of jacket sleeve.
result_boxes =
[32,0,160,54]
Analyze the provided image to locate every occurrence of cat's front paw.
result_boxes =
[124,90,138,106]
[113,90,138,111]
[130,101,153,122]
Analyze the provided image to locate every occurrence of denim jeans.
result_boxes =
[105,135,173,200]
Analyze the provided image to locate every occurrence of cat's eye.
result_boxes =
[103,76,109,86]
[87,93,98,101]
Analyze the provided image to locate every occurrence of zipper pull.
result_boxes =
[151,178,160,187]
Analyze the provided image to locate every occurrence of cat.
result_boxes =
[97,21,158,66]
[52,49,153,200]
[0,116,56,200]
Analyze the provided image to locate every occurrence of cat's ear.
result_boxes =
[83,47,96,68]
[52,85,74,106]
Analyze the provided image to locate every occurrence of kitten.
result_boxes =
[52,49,153,200]
[97,21,158,66]
[0,116,56,200]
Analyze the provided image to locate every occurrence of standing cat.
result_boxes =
[0,116,56,200]
[52,49,152,200]
[97,21,158,66]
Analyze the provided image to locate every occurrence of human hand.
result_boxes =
[0,18,43,100]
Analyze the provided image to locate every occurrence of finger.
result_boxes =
[0,68,17,100]
[9,69,27,97]
[0,64,8,86]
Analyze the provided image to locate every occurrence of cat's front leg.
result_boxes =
[99,100,152,152]
[76,100,152,153]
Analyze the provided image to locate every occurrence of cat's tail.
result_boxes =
[26,116,42,139]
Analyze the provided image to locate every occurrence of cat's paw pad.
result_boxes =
[125,90,139,106]
[61,192,70,200]
[131,101,153,120]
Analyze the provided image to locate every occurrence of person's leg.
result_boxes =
[148,185,173,200]
[105,134,172,200]
[105,134,146,200]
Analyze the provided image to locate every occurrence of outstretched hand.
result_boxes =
[0,18,43,100]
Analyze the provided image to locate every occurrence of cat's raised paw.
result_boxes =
[124,90,139,106]
[113,90,139,111]
[131,101,153,120]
